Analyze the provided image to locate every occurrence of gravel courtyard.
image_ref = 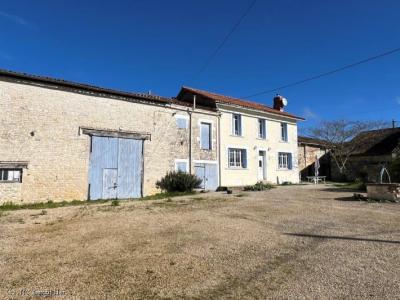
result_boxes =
[1,184,399,299]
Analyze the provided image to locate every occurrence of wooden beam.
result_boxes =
[80,127,151,140]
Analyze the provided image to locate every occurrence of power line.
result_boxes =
[187,0,257,84]
[241,47,400,99]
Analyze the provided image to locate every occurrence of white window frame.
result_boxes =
[258,118,266,139]
[175,114,189,129]
[278,152,291,170]
[174,159,189,173]
[228,148,247,168]
[232,114,242,136]
[200,122,212,150]
[281,122,288,142]
[0,169,22,182]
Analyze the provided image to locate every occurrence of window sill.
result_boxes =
[256,137,267,141]
[277,168,292,171]
[0,181,21,183]
[279,140,289,143]
[230,135,244,138]
[200,148,212,151]
[226,167,248,170]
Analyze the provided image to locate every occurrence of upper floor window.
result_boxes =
[232,114,242,136]
[228,148,247,168]
[281,122,288,142]
[258,119,266,139]
[278,152,292,169]
[200,122,212,150]
[0,169,22,182]
[175,115,188,129]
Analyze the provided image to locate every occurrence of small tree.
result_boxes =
[308,120,387,174]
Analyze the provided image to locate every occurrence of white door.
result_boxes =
[258,151,266,181]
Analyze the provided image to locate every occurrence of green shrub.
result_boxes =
[156,171,202,193]
[243,181,274,191]
[111,200,119,206]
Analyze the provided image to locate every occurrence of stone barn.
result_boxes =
[0,70,219,203]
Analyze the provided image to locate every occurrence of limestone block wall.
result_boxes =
[0,80,218,203]
[0,183,21,203]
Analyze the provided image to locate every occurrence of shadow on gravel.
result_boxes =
[335,196,359,201]
[321,188,362,193]
[285,233,400,245]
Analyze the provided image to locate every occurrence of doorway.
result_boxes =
[258,151,266,181]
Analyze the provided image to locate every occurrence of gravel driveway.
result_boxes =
[1,184,399,299]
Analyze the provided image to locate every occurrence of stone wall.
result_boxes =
[0,183,22,203]
[330,155,392,182]
[0,80,218,203]
[298,144,330,179]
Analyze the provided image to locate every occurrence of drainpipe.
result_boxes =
[217,111,222,187]
[188,109,192,174]
[188,94,196,174]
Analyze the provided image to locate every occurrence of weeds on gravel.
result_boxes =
[235,193,246,197]
[111,200,120,207]
[140,191,195,201]
[244,182,275,191]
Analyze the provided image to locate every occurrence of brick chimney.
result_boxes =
[273,95,286,112]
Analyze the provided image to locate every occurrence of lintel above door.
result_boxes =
[80,127,151,140]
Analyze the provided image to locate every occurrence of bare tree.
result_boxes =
[308,120,388,174]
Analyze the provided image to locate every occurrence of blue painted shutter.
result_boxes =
[200,123,211,150]
[288,153,293,169]
[242,149,247,168]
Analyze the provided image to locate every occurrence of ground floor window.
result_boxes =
[278,152,292,169]
[228,148,247,168]
[175,160,189,173]
[0,169,22,182]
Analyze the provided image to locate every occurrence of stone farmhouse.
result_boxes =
[0,69,303,203]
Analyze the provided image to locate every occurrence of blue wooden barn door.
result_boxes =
[194,164,205,189]
[194,163,218,191]
[204,164,218,190]
[89,136,143,200]
[117,138,143,199]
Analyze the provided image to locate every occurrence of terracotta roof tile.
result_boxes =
[179,86,304,120]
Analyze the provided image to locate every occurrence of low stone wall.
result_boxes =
[0,183,22,204]
[367,183,400,202]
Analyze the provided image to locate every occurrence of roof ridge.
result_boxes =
[182,85,275,109]
[0,68,173,103]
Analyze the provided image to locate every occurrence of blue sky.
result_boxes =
[1,0,399,132]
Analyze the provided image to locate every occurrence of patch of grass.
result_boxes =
[192,197,205,201]
[0,199,102,212]
[235,193,246,198]
[111,200,120,207]
[0,192,196,212]
[333,181,366,191]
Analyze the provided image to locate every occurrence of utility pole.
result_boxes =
[392,119,399,128]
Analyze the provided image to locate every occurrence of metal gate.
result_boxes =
[194,163,218,191]
[88,136,143,200]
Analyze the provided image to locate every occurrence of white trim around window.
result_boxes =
[175,114,189,129]
[175,159,189,173]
